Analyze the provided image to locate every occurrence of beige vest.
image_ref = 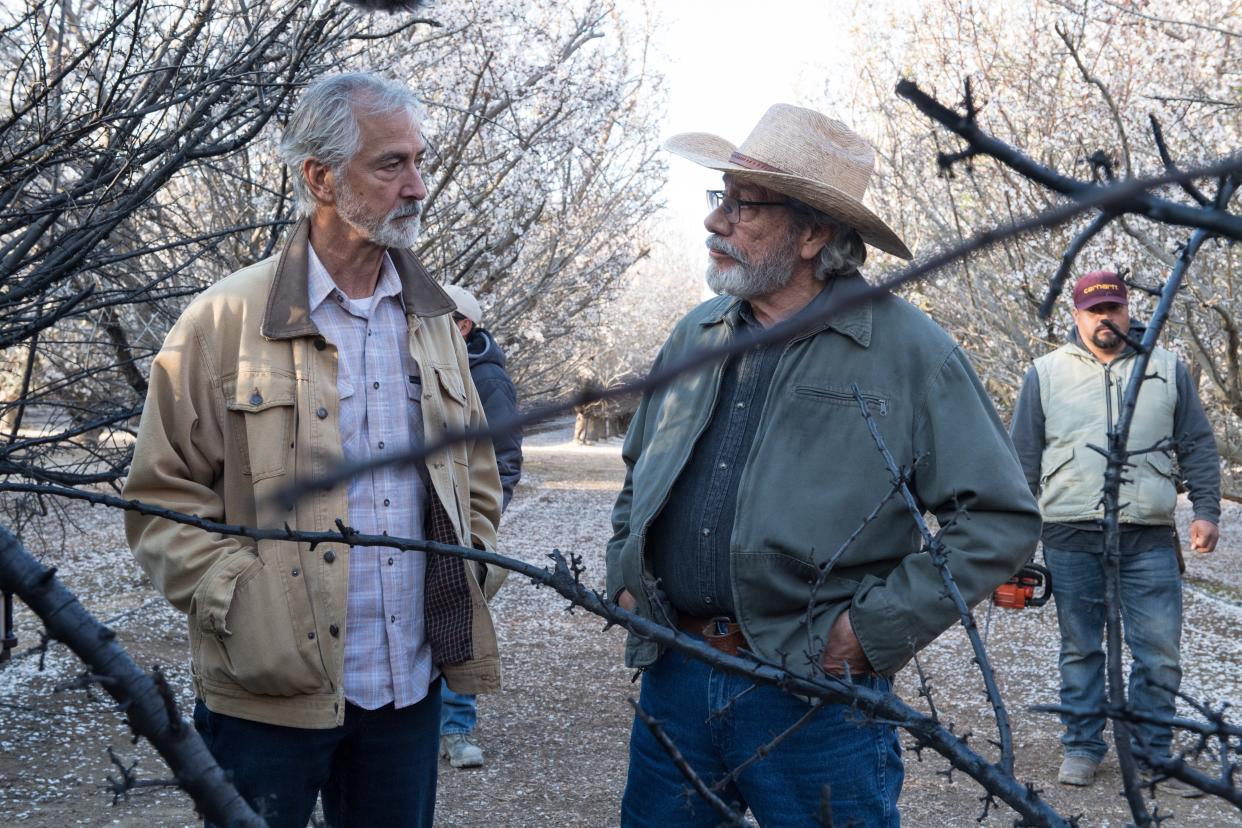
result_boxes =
[1035,342,1179,525]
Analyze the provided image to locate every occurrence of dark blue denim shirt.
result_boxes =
[647,300,786,618]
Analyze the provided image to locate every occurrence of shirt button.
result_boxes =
[718,462,728,470]
[702,528,711,537]
[704,596,713,605]
[378,440,385,449]
[250,391,263,406]
[373,381,380,389]
[324,550,336,563]
[317,406,328,419]
[291,568,300,577]
[736,402,745,409]
[388,557,394,565]
[307,631,316,640]
[383,498,391,507]
[390,615,397,623]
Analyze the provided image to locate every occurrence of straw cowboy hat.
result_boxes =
[664,104,912,260]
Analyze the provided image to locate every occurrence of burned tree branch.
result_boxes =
[0,525,265,827]
[628,699,754,828]
[280,152,1242,508]
[0,481,1074,826]
[852,385,1016,776]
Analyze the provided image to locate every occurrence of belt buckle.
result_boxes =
[709,616,733,637]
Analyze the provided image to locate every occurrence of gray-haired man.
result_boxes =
[125,73,503,827]
[607,104,1041,826]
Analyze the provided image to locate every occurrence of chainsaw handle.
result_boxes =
[1023,562,1052,607]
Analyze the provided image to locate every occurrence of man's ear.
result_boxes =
[800,222,836,263]
[303,158,336,206]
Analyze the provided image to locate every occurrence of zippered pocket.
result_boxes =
[792,385,889,416]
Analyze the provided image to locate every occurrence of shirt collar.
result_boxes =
[307,242,407,315]
[701,277,873,348]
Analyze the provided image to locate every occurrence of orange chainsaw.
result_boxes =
[992,563,1052,610]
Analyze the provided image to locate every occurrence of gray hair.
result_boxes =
[279,73,427,218]
[786,198,867,280]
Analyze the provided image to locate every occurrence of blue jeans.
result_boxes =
[193,680,441,828]
[440,687,478,735]
[1044,545,1182,762]
[621,648,902,828]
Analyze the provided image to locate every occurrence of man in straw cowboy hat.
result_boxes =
[606,104,1041,825]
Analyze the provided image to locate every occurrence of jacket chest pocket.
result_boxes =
[792,383,890,416]
[225,372,298,481]
[430,364,468,434]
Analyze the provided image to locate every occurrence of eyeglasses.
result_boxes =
[706,189,787,224]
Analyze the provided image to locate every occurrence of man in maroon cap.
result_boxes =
[1010,270,1220,796]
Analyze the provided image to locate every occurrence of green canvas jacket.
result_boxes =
[606,277,1041,678]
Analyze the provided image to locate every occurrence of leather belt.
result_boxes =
[676,614,744,656]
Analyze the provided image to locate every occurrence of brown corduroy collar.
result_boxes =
[260,218,456,340]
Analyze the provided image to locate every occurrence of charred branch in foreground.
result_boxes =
[103,745,182,805]
[0,525,265,828]
[279,153,1242,510]
[1098,214,1231,824]
[1034,702,1242,809]
[851,385,1016,777]
[893,79,1242,321]
[628,699,755,828]
[0,482,1073,827]
[894,79,1242,240]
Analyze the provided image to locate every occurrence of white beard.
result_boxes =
[705,234,799,300]
[336,185,423,249]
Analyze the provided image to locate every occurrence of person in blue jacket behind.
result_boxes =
[439,284,523,768]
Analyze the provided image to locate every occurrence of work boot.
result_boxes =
[1058,755,1100,786]
[440,733,484,768]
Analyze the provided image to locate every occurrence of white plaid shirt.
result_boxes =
[307,244,434,710]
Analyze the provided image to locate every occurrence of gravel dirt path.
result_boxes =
[1,424,1239,826]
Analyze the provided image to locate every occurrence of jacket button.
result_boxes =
[314,337,327,351]
[324,550,336,563]
[291,568,300,577]
[307,631,316,640]
[250,391,263,405]
[329,624,340,637]
[317,406,328,419]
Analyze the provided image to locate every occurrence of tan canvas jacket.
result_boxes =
[124,221,504,729]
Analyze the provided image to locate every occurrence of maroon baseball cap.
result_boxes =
[1073,271,1128,309]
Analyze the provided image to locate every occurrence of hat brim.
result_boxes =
[664,132,913,261]
[1075,294,1128,310]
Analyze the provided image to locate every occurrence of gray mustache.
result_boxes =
[391,202,422,220]
[706,236,749,266]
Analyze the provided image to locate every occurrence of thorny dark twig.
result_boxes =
[709,699,826,795]
[851,384,1017,776]
[628,699,755,828]
[276,153,1242,510]
[0,480,1073,825]
[104,746,180,805]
